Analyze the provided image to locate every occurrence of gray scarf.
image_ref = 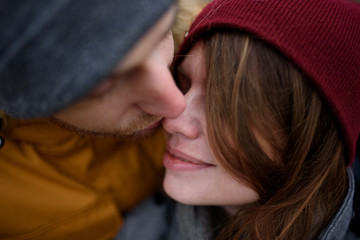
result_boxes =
[175,203,223,240]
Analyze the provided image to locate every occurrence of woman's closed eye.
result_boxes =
[176,69,191,95]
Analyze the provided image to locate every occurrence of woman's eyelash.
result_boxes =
[176,72,191,94]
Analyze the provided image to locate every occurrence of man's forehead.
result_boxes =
[114,4,178,75]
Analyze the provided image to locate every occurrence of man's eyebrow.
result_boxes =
[159,4,179,41]
[172,3,179,27]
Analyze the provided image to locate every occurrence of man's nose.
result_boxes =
[136,62,186,119]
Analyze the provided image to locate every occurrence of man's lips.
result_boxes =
[144,120,161,130]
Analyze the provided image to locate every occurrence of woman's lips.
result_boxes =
[163,148,214,171]
[145,120,161,130]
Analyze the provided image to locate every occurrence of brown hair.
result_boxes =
[203,32,347,239]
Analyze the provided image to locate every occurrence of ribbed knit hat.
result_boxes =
[177,0,360,165]
[0,0,175,119]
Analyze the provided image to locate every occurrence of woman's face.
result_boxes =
[162,42,259,215]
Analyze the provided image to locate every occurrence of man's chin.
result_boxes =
[47,115,162,139]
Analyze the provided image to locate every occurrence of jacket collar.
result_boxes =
[317,168,355,240]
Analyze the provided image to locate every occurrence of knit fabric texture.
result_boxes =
[0,0,175,118]
[177,0,360,166]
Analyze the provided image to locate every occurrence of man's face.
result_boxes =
[53,5,185,137]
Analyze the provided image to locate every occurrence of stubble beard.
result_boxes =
[47,112,162,139]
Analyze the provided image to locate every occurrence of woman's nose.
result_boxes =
[162,93,201,139]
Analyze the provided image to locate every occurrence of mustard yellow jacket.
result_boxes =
[0,118,165,240]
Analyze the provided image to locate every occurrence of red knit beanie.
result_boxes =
[177,0,360,166]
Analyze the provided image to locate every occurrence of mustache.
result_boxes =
[47,113,162,139]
